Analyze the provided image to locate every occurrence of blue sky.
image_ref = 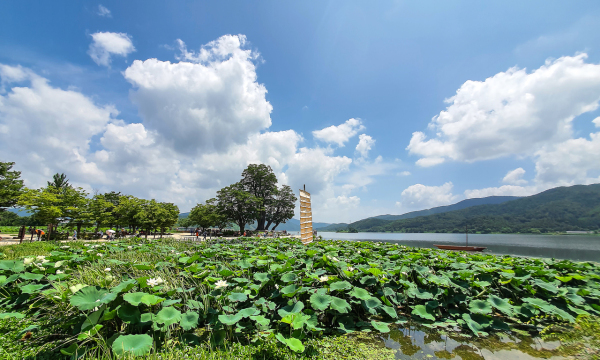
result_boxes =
[1,1,600,222]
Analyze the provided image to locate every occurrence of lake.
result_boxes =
[316,232,600,262]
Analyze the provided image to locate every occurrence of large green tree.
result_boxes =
[47,173,71,192]
[240,164,277,230]
[135,199,161,239]
[156,202,179,238]
[0,162,25,218]
[265,185,297,230]
[216,182,261,234]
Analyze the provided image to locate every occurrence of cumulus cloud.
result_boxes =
[88,32,135,67]
[396,182,458,210]
[407,54,600,166]
[124,35,272,155]
[593,116,600,127]
[97,5,111,17]
[313,118,365,147]
[397,171,411,176]
[464,185,533,198]
[355,134,375,158]
[502,167,527,185]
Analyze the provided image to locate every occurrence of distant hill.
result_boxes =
[358,184,600,233]
[316,195,519,232]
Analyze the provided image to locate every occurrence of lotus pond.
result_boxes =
[0,237,599,359]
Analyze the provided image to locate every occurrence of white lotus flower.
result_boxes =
[36,255,46,260]
[56,270,64,274]
[147,277,164,287]
[97,253,103,257]
[171,250,175,253]
[60,246,70,249]
[330,256,339,262]
[347,266,354,271]
[24,257,34,265]
[127,246,132,250]
[215,280,229,289]
[319,275,329,282]
[104,268,111,272]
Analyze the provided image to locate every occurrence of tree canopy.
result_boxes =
[0,161,25,214]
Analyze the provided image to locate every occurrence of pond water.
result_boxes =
[371,325,567,360]
[316,232,600,262]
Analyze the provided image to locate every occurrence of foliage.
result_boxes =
[240,164,278,230]
[0,161,25,213]
[266,185,297,230]
[0,237,598,358]
[216,183,262,233]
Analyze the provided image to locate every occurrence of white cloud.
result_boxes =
[464,185,533,198]
[123,35,272,155]
[88,32,135,67]
[313,118,365,147]
[397,182,458,210]
[593,116,600,128]
[397,171,411,176]
[502,167,527,185]
[97,5,111,17]
[355,134,375,158]
[407,54,600,166]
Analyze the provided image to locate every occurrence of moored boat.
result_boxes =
[433,244,486,252]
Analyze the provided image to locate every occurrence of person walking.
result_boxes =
[203,231,207,241]
[73,229,77,241]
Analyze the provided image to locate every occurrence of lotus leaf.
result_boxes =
[117,303,141,323]
[380,305,398,318]
[278,301,304,317]
[281,284,301,295]
[123,292,146,306]
[329,281,352,291]
[462,313,488,337]
[140,294,165,306]
[309,293,331,311]
[469,300,492,314]
[371,320,390,333]
[20,272,44,281]
[228,292,248,302]
[412,305,435,321]
[281,272,298,283]
[330,297,351,313]
[112,334,153,356]
[180,311,199,330]
[237,307,259,318]
[0,260,24,273]
[534,279,559,294]
[155,307,182,326]
[111,279,137,293]
[487,295,514,315]
[349,287,371,300]
[70,286,116,310]
[253,272,271,282]
[0,312,25,319]
[19,283,46,294]
[218,313,243,325]
[250,315,271,327]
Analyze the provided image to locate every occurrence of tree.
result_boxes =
[216,182,261,234]
[156,202,179,238]
[188,203,217,231]
[62,187,91,235]
[88,194,113,232]
[19,186,63,226]
[115,195,143,231]
[265,185,297,230]
[240,164,277,230]
[135,199,161,239]
[47,173,71,191]
[207,198,230,230]
[0,161,25,216]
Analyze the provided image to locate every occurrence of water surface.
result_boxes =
[317,232,600,262]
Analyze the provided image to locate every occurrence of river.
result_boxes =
[315,232,600,262]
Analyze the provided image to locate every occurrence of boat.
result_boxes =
[433,244,486,252]
[434,224,487,252]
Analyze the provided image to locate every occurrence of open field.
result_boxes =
[0,237,599,359]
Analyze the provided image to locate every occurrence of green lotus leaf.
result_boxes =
[112,334,153,356]
[232,277,250,284]
[310,293,332,311]
[111,279,137,293]
[359,275,377,286]
[281,284,301,295]
[253,272,271,282]
[281,272,298,283]
[155,307,182,326]
[330,297,351,314]
[411,305,435,321]
[117,303,141,323]
[69,284,87,294]
[250,315,270,327]
[0,260,24,273]
[371,320,390,333]
[70,286,116,310]
[329,281,352,291]
[133,264,153,270]
[0,312,25,319]
[487,295,514,315]
[218,269,234,277]
[556,276,572,282]
[180,311,199,331]
[140,313,154,323]
[123,292,146,306]
[278,301,304,318]
[140,294,165,306]
[380,305,398,318]
[228,292,248,302]
[549,306,576,323]
[364,297,382,309]
[19,283,46,294]
[408,287,434,299]
[237,307,259,318]
[349,287,371,300]
[469,300,492,314]
[20,272,44,281]
[533,279,559,294]
[285,337,305,353]
[462,313,488,337]
[81,306,106,331]
[218,313,243,326]
[162,299,181,307]
[564,292,585,305]
[473,280,491,288]
[522,297,553,313]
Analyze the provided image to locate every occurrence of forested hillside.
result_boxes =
[367,184,600,233]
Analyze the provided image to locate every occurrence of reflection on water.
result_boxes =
[318,232,600,262]
[376,325,565,359]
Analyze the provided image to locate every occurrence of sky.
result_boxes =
[1,1,600,223]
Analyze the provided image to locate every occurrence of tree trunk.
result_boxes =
[160,227,164,238]
[238,221,245,234]
[265,221,273,230]
[272,222,280,230]
[77,223,82,237]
